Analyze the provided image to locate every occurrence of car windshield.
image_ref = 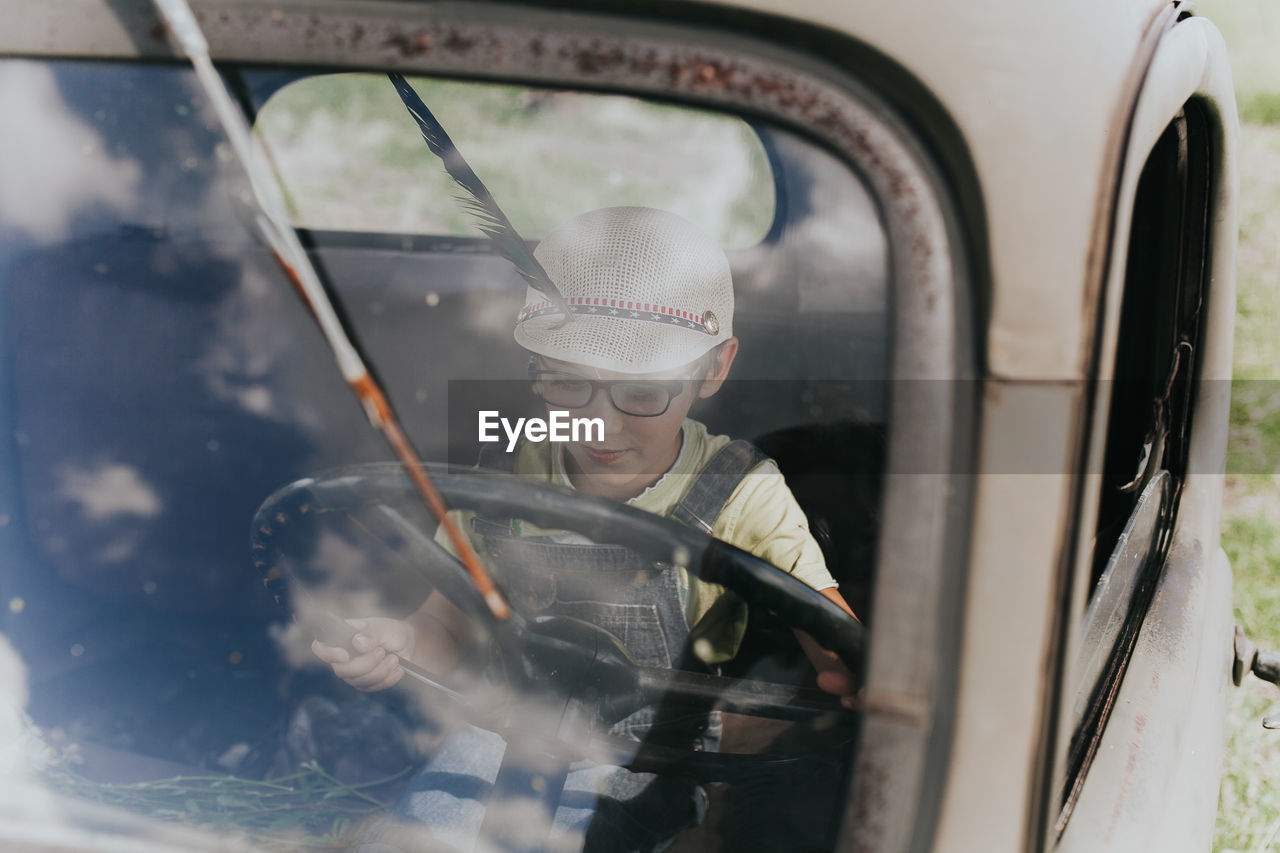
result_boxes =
[0,59,889,850]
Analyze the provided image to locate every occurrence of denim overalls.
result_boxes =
[386,438,768,853]
[475,437,766,671]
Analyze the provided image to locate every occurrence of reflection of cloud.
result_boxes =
[0,634,56,824]
[464,289,523,341]
[308,529,381,590]
[0,636,30,779]
[0,62,140,243]
[93,530,144,565]
[789,205,887,314]
[274,529,394,668]
[235,385,275,416]
[194,263,326,428]
[57,462,161,521]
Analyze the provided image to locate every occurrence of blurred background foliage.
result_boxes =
[253,75,776,249]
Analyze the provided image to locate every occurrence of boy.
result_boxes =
[313,206,857,850]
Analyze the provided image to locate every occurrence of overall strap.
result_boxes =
[669,440,769,535]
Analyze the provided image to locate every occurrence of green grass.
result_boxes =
[1216,513,1280,853]
[1215,121,1280,853]
[1196,0,1280,127]
[1224,124,1280,482]
[1240,93,1280,128]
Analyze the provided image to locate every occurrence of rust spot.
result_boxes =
[571,41,627,75]
[846,739,894,853]
[490,38,509,68]
[630,49,659,75]
[442,30,478,53]
[383,31,436,57]
[275,512,287,524]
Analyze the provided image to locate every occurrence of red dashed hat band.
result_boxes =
[518,297,718,336]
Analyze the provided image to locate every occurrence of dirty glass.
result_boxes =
[0,59,888,851]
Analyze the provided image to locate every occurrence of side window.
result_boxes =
[1058,102,1212,829]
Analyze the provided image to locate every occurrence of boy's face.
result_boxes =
[537,338,738,501]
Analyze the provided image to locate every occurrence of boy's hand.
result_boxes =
[310,617,416,693]
[796,586,862,711]
[795,631,861,711]
[815,668,860,710]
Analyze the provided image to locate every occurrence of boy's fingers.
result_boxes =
[311,639,350,664]
[340,618,377,652]
[312,618,413,692]
[816,669,857,698]
[346,653,401,690]
[346,618,408,654]
[330,647,387,681]
[359,666,406,693]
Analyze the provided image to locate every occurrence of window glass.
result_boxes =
[254,74,777,248]
[0,59,888,850]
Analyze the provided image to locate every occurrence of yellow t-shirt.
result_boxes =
[439,419,835,662]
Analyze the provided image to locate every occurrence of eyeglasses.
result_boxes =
[529,367,692,417]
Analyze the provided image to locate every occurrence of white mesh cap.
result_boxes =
[515,207,734,375]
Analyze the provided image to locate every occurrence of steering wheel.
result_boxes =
[251,462,865,779]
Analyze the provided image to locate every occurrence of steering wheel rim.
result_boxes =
[255,462,864,663]
[252,462,864,773]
